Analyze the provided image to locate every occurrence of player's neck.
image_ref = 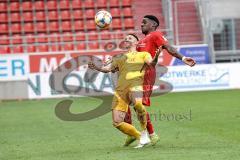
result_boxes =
[128,47,136,52]
[145,29,156,35]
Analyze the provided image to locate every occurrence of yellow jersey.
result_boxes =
[111,51,152,90]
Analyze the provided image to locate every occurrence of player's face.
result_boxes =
[122,35,137,49]
[141,18,153,34]
[124,35,137,43]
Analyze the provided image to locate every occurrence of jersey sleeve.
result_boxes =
[111,58,118,70]
[153,31,168,47]
[143,52,152,63]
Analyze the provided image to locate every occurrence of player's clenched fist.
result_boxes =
[182,57,196,67]
[88,61,96,70]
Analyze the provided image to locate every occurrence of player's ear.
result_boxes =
[151,21,158,28]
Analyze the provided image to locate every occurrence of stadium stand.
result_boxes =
[0,0,135,54]
[172,0,203,45]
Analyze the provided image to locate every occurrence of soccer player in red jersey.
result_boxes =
[124,15,196,146]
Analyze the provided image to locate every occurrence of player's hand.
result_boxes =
[88,61,96,70]
[182,57,196,67]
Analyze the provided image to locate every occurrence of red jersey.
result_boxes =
[136,31,168,106]
[136,31,168,57]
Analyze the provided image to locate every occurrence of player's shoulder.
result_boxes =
[151,31,168,42]
[150,31,164,37]
[113,53,124,58]
[113,53,127,60]
[137,51,151,56]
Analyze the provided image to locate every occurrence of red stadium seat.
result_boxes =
[62,32,73,42]
[115,29,124,39]
[10,2,20,11]
[37,45,49,52]
[122,0,132,6]
[86,20,96,30]
[75,32,85,41]
[0,24,8,34]
[36,22,47,32]
[72,0,82,9]
[86,9,95,19]
[97,0,107,8]
[26,34,35,43]
[109,0,119,7]
[49,33,60,42]
[36,33,48,43]
[49,22,59,32]
[100,31,111,40]
[12,46,24,53]
[0,35,9,45]
[61,10,71,20]
[26,45,36,53]
[35,1,45,10]
[88,31,99,40]
[74,20,84,31]
[23,12,33,21]
[47,0,57,10]
[84,0,94,8]
[36,11,45,21]
[73,10,83,19]
[11,23,21,33]
[24,23,34,33]
[11,13,21,22]
[0,2,7,11]
[123,7,132,17]
[49,11,58,20]
[22,1,32,11]
[124,18,134,28]
[50,45,60,52]
[88,42,99,50]
[111,8,121,17]
[12,34,22,44]
[76,43,86,50]
[0,46,10,54]
[0,13,7,22]
[112,18,122,29]
[61,43,74,51]
[60,0,69,9]
[62,21,72,31]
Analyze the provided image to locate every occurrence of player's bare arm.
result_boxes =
[162,44,196,67]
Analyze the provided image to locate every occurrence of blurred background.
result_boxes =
[1,1,240,159]
[0,0,240,100]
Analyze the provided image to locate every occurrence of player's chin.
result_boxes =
[141,29,147,34]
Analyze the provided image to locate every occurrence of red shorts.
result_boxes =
[142,66,156,106]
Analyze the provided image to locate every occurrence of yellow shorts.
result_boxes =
[112,84,143,112]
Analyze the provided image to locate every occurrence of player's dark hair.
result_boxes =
[128,33,139,41]
[144,15,159,27]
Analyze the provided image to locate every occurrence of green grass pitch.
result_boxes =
[0,90,240,160]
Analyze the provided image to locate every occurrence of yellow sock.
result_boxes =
[134,101,147,130]
[116,122,141,140]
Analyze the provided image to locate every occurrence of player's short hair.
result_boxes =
[144,15,159,27]
[128,33,139,41]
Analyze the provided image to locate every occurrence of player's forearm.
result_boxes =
[151,53,160,66]
[163,44,183,60]
[95,66,111,73]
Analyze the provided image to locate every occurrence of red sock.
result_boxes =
[124,107,132,124]
[146,112,154,135]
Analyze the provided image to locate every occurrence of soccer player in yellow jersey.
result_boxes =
[88,34,161,148]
